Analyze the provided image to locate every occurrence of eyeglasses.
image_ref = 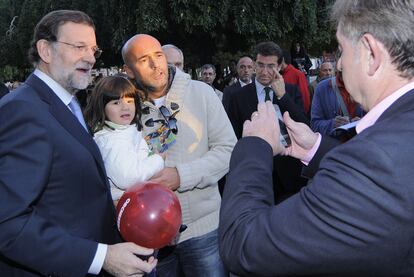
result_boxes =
[54,41,103,59]
[256,62,278,71]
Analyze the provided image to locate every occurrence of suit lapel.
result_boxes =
[25,74,109,186]
[246,82,259,113]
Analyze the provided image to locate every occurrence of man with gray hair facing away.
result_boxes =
[162,44,184,71]
[219,1,414,275]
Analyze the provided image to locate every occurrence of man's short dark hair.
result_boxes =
[28,10,95,66]
[254,42,283,64]
[201,64,216,74]
[281,49,292,65]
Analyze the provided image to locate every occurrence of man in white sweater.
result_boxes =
[122,34,236,277]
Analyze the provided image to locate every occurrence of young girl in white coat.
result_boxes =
[84,75,165,202]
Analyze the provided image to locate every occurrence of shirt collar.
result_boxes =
[34,69,74,106]
[255,79,269,95]
[356,81,414,133]
[239,79,251,87]
[282,64,294,74]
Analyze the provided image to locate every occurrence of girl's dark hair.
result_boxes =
[84,76,143,133]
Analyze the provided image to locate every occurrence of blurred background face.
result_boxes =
[237,57,254,83]
[163,47,183,70]
[201,67,216,85]
[255,54,279,86]
[319,62,334,79]
[295,43,301,52]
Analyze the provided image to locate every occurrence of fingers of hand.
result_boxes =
[129,243,154,256]
[283,111,291,125]
[243,120,251,130]
[251,111,259,120]
[135,257,157,274]
[242,120,253,137]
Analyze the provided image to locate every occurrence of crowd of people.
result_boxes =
[1,0,414,276]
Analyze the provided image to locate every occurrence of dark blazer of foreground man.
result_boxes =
[219,1,414,276]
[0,10,156,277]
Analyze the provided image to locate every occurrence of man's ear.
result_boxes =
[123,64,135,79]
[36,39,53,64]
[361,33,382,76]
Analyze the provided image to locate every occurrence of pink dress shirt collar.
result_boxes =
[356,81,414,134]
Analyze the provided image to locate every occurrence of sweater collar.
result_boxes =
[104,120,131,130]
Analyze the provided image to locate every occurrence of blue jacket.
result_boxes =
[311,77,364,135]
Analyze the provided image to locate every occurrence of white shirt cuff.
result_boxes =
[88,243,108,275]
[301,133,322,166]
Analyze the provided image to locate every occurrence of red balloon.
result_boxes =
[116,182,182,249]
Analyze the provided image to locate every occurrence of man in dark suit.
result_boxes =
[226,41,309,202]
[219,1,414,275]
[0,82,9,99]
[0,10,156,276]
[222,56,254,110]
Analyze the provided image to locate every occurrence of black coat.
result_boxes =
[225,82,309,201]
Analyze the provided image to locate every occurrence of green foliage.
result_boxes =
[0,0,336,79]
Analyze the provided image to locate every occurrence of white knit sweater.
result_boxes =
[141,70,237,243]
[94,124,164,200]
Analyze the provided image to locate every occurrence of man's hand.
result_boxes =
[242,101,284,156]
[283,111,319,160]
[334,115,350,128]
[270,68,286,99]
[149,167,180,190]
[103,242,157,277]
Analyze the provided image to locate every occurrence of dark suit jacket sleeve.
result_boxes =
[219,136,409,276]
[222,86,232,111]
[226,92,243,139]
[277,84,309,125]
[301,135,341,179]
[0,100,97,276]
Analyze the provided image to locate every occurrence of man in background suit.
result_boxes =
[0,10,156,276]
[219,1,414,275]
[0,82,9,99]
[222,56,254,110]
[226,41,308,202]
